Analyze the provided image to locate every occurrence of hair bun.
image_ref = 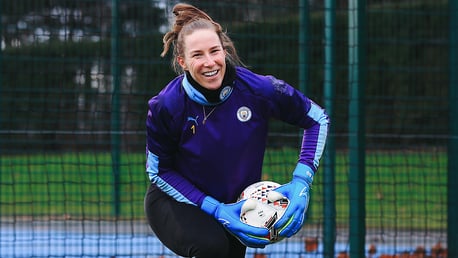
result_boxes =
[172,3,213,22]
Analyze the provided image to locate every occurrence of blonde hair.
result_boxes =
[161,3,242,74]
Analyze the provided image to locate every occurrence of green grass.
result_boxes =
[0,148,447,230]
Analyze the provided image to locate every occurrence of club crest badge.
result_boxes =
[237,106,252,122]
[219,86,233,101]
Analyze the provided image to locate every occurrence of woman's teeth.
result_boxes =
[204,70,218,77]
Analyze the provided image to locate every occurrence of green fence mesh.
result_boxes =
[0,0,450,257]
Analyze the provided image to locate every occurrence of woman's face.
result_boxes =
[178,29,226,90]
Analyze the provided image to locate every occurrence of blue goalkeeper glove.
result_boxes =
[201,196,270,248]
[273,163,314,238]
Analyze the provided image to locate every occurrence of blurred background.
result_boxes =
[0,0,452,257]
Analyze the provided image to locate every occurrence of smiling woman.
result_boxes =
[144,3,329,258]
[177,28,227,91]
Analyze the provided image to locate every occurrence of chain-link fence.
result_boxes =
[1,0,452,257]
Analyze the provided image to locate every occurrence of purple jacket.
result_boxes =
[146,66,329,206]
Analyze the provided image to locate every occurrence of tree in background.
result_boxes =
[1,0,166,49]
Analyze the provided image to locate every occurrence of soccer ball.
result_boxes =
[238,181,289,242]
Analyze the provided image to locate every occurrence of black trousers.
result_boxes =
[144,184,247,258]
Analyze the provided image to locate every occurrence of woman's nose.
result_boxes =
[204,54,215,66]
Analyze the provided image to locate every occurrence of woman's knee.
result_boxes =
[188,234,230,258]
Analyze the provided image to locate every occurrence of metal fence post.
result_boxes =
[299,0,315,223]
[299,0,309,95]
[348,0,366,257]
[0,3,2,204]
[111,0,121,217]
[323,0,336,257]
[448,0,458,256]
